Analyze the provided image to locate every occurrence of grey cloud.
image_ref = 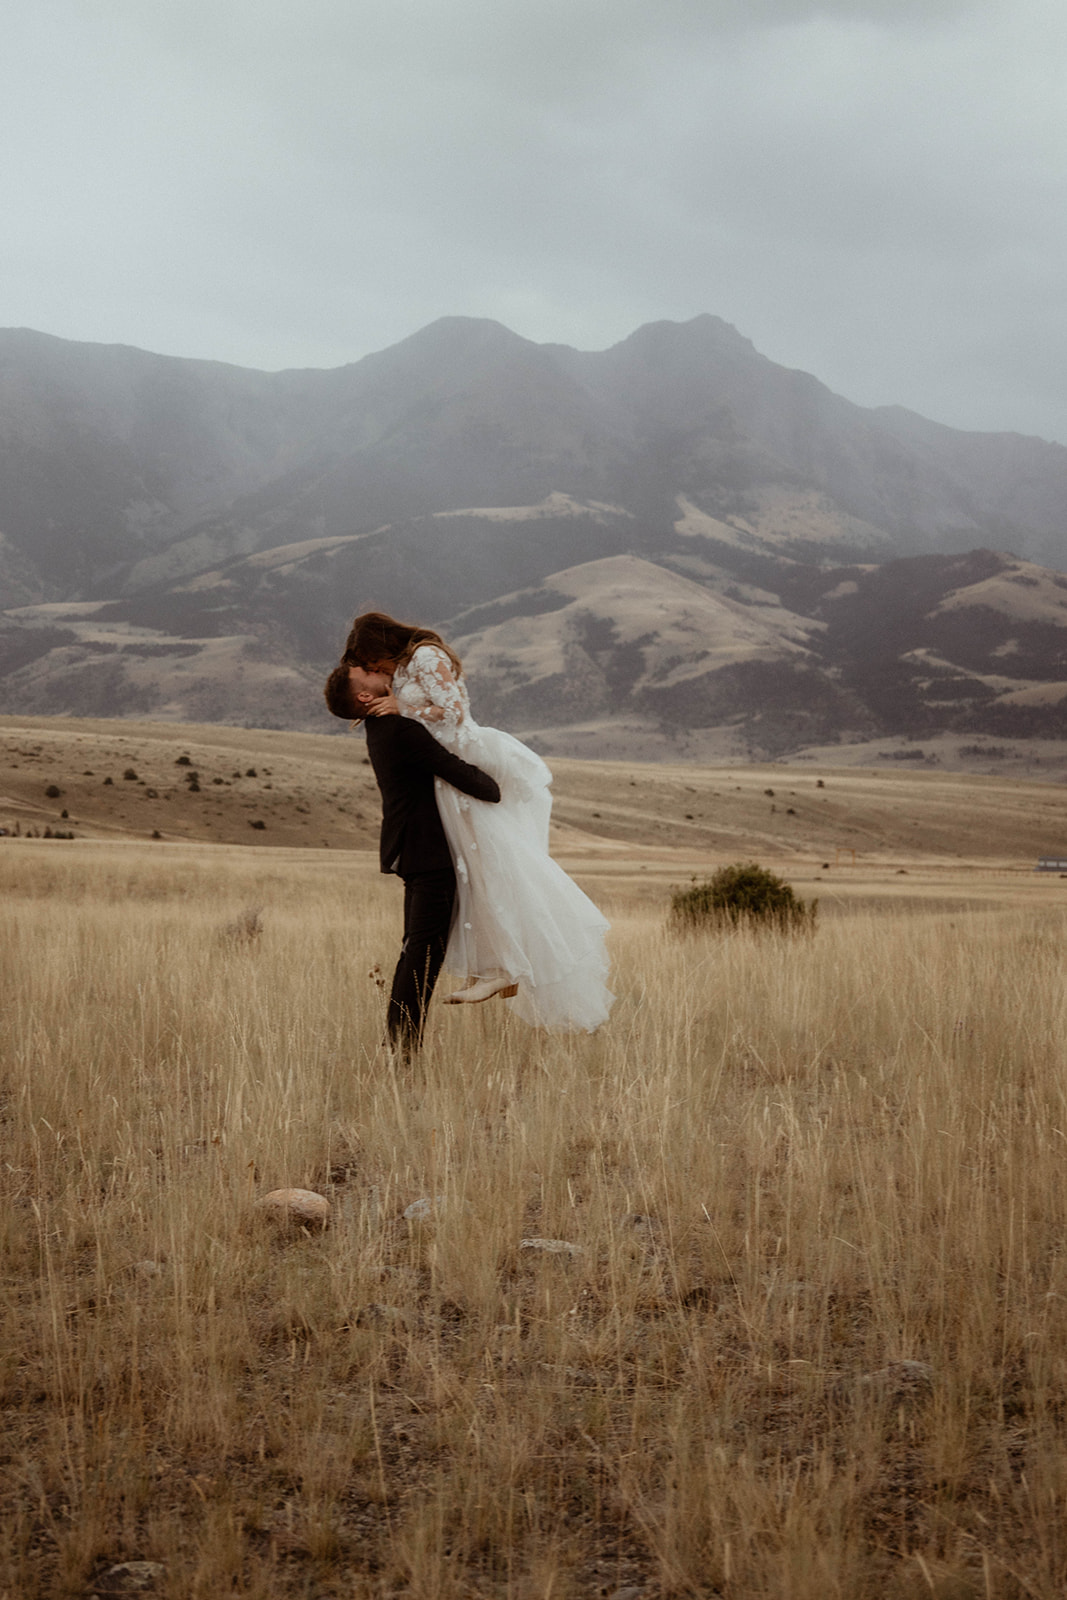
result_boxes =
[3,0,1067,444]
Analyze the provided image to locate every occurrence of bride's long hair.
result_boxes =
[343,611,463,677]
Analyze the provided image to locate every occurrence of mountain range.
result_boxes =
[2,314,1067,758]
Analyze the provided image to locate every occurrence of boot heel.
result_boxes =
[497,983,519,999]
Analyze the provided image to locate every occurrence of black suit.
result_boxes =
[364,714,501,1048]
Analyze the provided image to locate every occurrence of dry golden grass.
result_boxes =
[3,834,1067,1597]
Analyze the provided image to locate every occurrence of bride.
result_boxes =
[342,611,614,1033]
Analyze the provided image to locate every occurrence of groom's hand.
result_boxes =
[366,690,400,717]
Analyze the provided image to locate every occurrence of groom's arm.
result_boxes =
[396,716,501,804]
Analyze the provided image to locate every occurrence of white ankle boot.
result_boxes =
[444,974,519,1004]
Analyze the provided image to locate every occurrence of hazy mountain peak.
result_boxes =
[382,315,538,361]
[617,312,755,352]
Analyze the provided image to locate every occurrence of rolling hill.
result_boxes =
[4,714,1067,866]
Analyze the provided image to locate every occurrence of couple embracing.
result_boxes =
[324,612,614,1055]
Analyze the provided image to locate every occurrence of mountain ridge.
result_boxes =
[3,314,1067,756]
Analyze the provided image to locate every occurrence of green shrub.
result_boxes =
[670,861,816,933]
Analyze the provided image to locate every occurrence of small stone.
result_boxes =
[101,1561,166,1592]
[520,1237,583,1256]
[256,1189,330,1228]
[131,1259,164,1278]
[403,1195,449,1220]
[850,1359,935,1405]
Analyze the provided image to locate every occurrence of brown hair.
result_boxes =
[323,662,367,722]
[342,611,462,678]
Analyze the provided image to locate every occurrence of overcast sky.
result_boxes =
[5,0,1067,443]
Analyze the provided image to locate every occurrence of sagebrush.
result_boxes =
[671,858,817,931]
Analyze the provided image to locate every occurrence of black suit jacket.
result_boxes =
[364,714,501,878]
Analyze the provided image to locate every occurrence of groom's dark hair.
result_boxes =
[324,663,368,722]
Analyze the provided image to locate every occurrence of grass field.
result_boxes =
[3,721,1067,1597]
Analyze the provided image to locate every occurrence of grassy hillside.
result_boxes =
[4,716,1067,871]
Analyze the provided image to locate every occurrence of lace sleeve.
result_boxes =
[405,645,466,729]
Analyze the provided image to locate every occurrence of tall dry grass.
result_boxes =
[2,840,1067,1597]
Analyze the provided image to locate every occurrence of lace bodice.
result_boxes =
[393,644,472,746]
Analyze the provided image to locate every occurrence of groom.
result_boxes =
[323,662,501,1053]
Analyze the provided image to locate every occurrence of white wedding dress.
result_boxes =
[392,644,614,1032]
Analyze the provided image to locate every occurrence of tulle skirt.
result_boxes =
[431,721,614,1032]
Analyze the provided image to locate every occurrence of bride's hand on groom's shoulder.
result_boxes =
[367,691,400,717]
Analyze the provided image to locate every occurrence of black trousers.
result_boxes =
[386,864,456,1048]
